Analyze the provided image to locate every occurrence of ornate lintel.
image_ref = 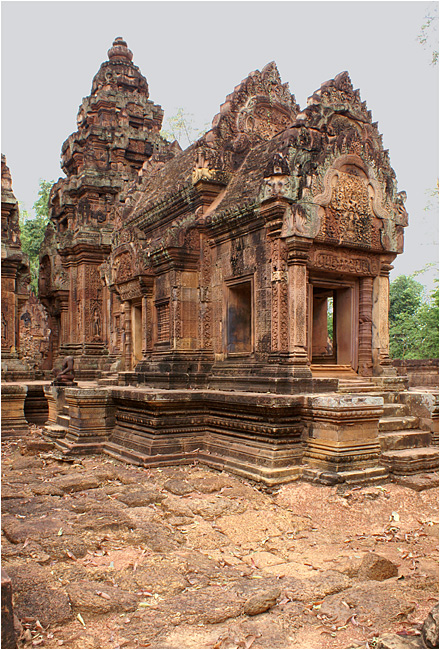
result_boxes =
[308,246,380,276]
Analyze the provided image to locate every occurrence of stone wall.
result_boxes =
[392,359,439,388]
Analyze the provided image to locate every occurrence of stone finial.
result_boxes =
[107,37,133,62]
[1,154,13,192]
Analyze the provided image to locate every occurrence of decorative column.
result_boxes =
[261,197,291,361]
[142,294,148,357]
[122,301,132,371]
[270,238,289,355]
[1,264,18,355]
[358,276,373,376]
[372,261,396,376]
[140,277,154,357]
[285,235,313,376]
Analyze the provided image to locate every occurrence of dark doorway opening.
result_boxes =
[227,281,252,354]
[312,288,336,363]
[310,280,357,370]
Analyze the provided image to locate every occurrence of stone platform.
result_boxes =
[37,382,436,486]
[2,378,438,486]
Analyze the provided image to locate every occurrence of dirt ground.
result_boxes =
[2,426,438,650]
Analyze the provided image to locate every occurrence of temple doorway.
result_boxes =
[309,278,359,372]
[131,302,143,368]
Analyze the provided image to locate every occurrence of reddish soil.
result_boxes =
[2,427,438,649]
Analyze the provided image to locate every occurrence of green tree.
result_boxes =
[19,179,53,294]
[417,6,439,66]
[389,275,424,322]
[161,108,209,148]
[389,274,439,359]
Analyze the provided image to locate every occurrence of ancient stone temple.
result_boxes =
[6,38,437,484]
[108,65,406,392]
[39,38,178,375]
[1,155,31,379]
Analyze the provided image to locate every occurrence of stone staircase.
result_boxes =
[44,402,70,440]
[334,376,438,477]
[97,372,119,387]
[338,377,376,393]
[378,393,438,475]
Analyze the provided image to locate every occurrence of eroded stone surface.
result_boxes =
[1,433,438,649]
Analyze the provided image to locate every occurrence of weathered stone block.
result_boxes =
[56,387,115,454]
[302,394,385,477]
[1,569,16,649]
[1,384,28,437]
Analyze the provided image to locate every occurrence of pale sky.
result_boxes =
[2,1,438,290]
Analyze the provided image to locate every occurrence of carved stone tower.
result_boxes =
[40,38,173,374]
[1,155,31,379]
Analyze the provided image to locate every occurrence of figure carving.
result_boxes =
[52,355,75,385]
[93,308,101,338]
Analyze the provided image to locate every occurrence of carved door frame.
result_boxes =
[308,274,359,372]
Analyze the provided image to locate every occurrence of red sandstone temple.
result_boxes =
[2,38,438,485]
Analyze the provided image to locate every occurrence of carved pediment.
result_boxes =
[201,62,298,173]
[313,154,394,250]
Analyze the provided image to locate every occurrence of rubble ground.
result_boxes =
[2,427,438,650]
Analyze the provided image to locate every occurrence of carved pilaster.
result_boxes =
[200,236,213,350]
[122,301,132,371]
[286,236,312,369]
[270,238,289,353]
[142,294,148,356]
[171,271,182,349]
[358,276,373,376]
[372,261,396,376]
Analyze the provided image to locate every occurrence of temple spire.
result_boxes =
[107,37,133,62]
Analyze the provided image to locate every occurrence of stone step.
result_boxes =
[44,424,68,440]
[57,415,70,428]
[61,405,70,416]
[381,447,439,475]
[97,375,119,386]
[338,383,374,393]
[379,415,420,432]
[382,403,407,417]
[379,429,432,451]
[311,365,358,378]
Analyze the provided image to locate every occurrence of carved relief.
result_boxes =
[93,306,101,340]
[309,246,380,276]
[172,279,182,342]
[261,175,293,202]
[200,238,213,350]
[271,239,288,352]
[318,170,373,246]
[237,100,292,140]
[18,295,51,370]
[118,280,143,302]
[156,301,170,343]
[1,310,8,346]
[85,266,103,338]
[313,155,394,250]
[114,251,133,283]
[394,191,409,226]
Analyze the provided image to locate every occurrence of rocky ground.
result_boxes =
[2,426,438,650]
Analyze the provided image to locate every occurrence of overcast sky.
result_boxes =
[2,1,438,289]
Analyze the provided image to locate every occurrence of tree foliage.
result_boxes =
[389,274,439,359]
[19,179,53,294]
[161,108,209,148]
[417,6,439,66]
